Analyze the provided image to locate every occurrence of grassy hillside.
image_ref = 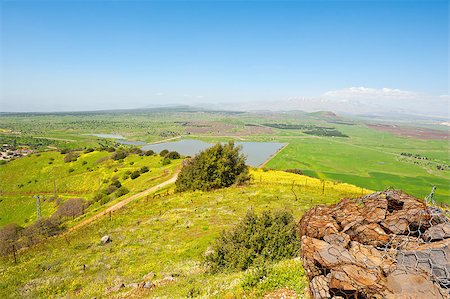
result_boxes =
[0,151,181,227]
[0,169,368,299]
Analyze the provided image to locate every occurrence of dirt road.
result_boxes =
[67,173,178,233]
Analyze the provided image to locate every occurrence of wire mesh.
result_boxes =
[300,189,449,299]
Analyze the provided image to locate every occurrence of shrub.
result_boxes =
[145,150,155,156]
[111,149,128,160]
[284,168,303,175]
[129,147,143,155]
[161,158,171,165]
[165,151,180,159]
[64,152,79,163]
[82,161,88,165]
[130,170,141,179]
[205,209,299,273]
[116,186,129,197]
[175,141,250,192]
[53,198,85,219]
[140,166,149,173]
[0,223,23,256]
[68,168,75,173]
[160,149,169,157]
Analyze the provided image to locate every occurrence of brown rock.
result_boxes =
[310,275,330,299]
[385,269,447,299]
[300,206,340,239]
[323,233,351,248]
[423,223,450,241]
[345,222,389,247]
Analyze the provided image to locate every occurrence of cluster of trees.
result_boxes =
[205,209,299,273]
[93,177,129,205]
[175,142,250,192]
[0,197,91,260]
[159,149,181,165]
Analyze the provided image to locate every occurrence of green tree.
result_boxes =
[175,141,250,192]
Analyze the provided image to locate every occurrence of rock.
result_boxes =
[143,281,154,289]
[310,275,330,299]
[385,269,447,299]
[101,235,111,244]
[299,190,450,299]
[323,233,350,248]
[107,283,124,292]
[127,283,139,289]
[301,236,355,278]
[396,238,450,290]
[345,222,390,247]
[423,223,450,241]
[299,206,340,239]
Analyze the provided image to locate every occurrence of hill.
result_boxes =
[0,169,368,298]
[0,150,181,227]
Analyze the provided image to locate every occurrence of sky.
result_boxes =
[0,0,448,116]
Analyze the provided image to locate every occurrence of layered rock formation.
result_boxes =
[299,190,449,299]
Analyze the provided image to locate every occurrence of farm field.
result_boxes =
[1,109,449,205]
[0,169,368,299]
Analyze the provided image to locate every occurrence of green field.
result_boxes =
[0,169,367,298]
[1,109,449,208]
[0,150,181,227]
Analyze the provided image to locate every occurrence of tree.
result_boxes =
[175,141,250,192]
[111,149,128,160]
[53,198,85,219]
[165,151,180,159]
[160,149,169,157]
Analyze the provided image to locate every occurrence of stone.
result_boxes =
[385,269,447,299]
[310,275,330,299]
[107,283,124,292]
[143,281,154,289]
[142,271,155,280]
[101,235,111,244]
[345,222,390,247]
[423,223,450,241]
[300,190,450,299]
[323,233,350,248]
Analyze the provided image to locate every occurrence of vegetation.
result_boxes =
[205,209,299,273]
[176,142,250,192]
[0,169,368,298]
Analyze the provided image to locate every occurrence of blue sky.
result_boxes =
[0,0,448,114]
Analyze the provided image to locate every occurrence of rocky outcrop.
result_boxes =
[299,190,449,299]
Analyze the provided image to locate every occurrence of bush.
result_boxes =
[64,152,79,163]
[116,186,129,197]
[129,147,143,155]
[205,209,299,273]
[161,158,171,165]
[68,168,75,173]
[111,149,128,160]
[284,168,303,175]
[165,151,180,159]
[53,198,85,219]
[82,161,88,165]
[160,149,169,157]
[130,170,141,179]
[140,166,149,173]
[175,141,250,192]
[145,150,155,156]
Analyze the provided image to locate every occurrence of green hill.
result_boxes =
[0,150,181,227]
[0,169,368,298]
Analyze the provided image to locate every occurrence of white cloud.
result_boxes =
[323,87,418,101]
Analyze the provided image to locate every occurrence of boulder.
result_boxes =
[300,190,450,299]
[101,235,111,244]
[423,223,450,241]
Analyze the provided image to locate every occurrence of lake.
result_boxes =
[142,139,286,167]
[87,134,286,166]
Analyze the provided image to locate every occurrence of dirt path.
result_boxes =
[66,173,178,233]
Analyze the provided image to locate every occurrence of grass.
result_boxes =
[265,125,450,203]
[0,151,181,227]
[0,169,368,298]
